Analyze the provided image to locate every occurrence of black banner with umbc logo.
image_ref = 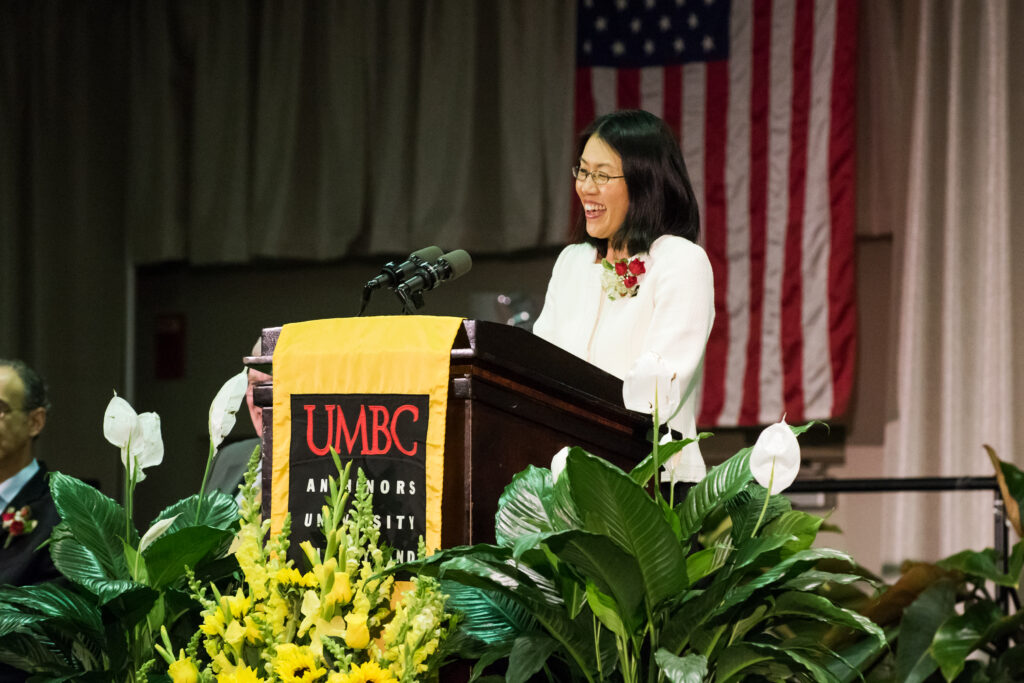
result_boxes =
[289,393,428,563]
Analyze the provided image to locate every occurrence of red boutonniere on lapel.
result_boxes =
[600,256,647,300]
[2,505,38,548]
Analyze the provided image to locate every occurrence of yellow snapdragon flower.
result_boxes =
[343,611,370,650]
[168,657,200,683]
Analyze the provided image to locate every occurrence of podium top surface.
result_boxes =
[248,319,646,428]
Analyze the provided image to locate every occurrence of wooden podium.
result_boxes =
[248,319,652,548]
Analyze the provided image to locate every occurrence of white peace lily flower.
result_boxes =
[660,433,706,484]
[139,514,180,554]
[749,420,801,494]
[622,351,680,426]
[208,369,249,450]
[550,447,570,482]
[103,394,137,449]
[105,394,164,482]
[126,412,164,482]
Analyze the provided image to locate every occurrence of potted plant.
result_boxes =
[404,354,885,682]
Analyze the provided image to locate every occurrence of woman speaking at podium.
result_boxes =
[533,109,714,481]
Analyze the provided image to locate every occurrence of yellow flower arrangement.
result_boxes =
[156,450,457,682]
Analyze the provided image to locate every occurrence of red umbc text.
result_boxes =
[304,403,420,457]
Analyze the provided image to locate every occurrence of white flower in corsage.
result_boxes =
[103,393,164,482]
[600,256,646,299]
[749,419,802,495]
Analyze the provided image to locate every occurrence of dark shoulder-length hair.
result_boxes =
[573,109,700,256]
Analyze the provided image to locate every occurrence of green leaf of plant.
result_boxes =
[655,648,708,683]
[727,603,768,645]
[495,465,579,549]
[0,583,105,641]
[993,643,1024,680]
[506,633,560,683]
[937,548,1018,587]
[931,600,1003,681]
[715,641,827,683]
[713,644,781,683]
[151,490,239,533]
[763,640,840,683]
[685,546,722,583]
[718,548,858,614]
[566,449,688,607]
[782,569,879,592]
[143,525,236,588]
[101,583,160,627]
[728,533,792,573]
[728,485,791,542]
[678,447,754,539]
[629,434,710,486]
[769,591,885,645]
[441,580,537,645]
[49,472,134,579]
[49,533,136,604]
[763,509,824,554]
[543,529,646,633]
[586,582,627,639]
[823,627,894,683]
[0,632,81,676]
[893,579,955,683]
[432,554,603,680]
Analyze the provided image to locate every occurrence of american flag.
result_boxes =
[576,0,857,427]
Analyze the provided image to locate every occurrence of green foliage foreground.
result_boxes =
[403,428,885,683]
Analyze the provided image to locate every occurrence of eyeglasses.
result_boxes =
[572,165,625,186]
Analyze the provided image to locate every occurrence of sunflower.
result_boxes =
[273,643,327,683]
[216,665,265,683]
[334,661,398,683]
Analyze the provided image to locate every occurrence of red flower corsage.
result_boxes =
[601,256,647,299]
[2,505,38,548]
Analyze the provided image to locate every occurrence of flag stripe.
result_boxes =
[781,0,814,420]
[761,0,797,423]
[618,68,641,109]
[641,67,664,117]
[801,0,838,418]
[698,59,730,424]
[720,0,753,425]
[828,0,858,417]
[662,65,683,141]
[740,0,772,425]
[575,67,595,143]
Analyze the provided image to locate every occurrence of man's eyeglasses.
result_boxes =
[572,166,625,186]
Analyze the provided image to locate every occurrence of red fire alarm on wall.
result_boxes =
[154,313,187,380]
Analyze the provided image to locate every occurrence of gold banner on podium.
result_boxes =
[270,316,463,556]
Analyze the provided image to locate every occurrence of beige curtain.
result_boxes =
[124,0,576,265]
[879,0,1024,566]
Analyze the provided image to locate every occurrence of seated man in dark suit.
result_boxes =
[0,359,60,586]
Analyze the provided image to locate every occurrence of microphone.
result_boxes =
[395,249,473,298]
[364,246,445,291]
[359,246,445,315]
